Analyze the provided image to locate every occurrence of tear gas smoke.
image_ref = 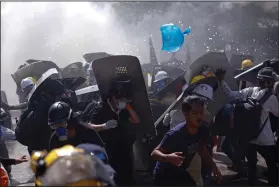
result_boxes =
[1,2,278,104]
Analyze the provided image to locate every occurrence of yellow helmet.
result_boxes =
[31,145,115,186]
[30,77,37,83]
[190,75,206,84]
[241,59,254,70]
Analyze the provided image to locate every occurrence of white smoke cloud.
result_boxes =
[1,2,278,104]
[1,2,128,104]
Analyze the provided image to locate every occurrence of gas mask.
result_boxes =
[52,123,68,141]
[56,127,68,141]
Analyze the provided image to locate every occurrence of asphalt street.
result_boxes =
[7,140,268,186]
[4,115,268,186]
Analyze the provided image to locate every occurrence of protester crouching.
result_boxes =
[151,95,221,186]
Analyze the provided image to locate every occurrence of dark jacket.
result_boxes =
[82,101,135,144]
[15,100,53,151]
[0,157,16,166]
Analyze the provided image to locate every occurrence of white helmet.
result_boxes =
[154,71,168,83]
[20,77,35,90]
[192,84,213,100]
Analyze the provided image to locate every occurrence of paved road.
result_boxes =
[7,141,268,186]
[4,118,268,186]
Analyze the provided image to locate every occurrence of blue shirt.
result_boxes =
[153,122,210,178]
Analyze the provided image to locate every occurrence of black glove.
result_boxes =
[215,69,226,81]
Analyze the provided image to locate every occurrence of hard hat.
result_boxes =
[30,77,37,83]
[241,59,254,70]
[187,73,218,93]
[190,75,206,84]
[154,71,168,83]
[48,101,72,126]
[31,145,115,186]
[192,84,214,100]
[20,77,35,90]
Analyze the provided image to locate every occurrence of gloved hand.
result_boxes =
[104,120,118,130]
[215,69,226,81]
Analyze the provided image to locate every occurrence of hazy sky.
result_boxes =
[1,2,278,104]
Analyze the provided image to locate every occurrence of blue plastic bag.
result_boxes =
[160,23,191,52]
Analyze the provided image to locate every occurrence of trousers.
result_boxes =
[247,143,278,186]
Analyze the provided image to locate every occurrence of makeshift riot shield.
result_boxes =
[60,77,87,91]
[27,68,64,106]
[83,52,112,63]
[235,59,279,85]
[61,62,86,80]
[92,56,155,172]
[185,52,238,121]
[151,73,186,128]
[92,55,155,135]
[11,60,61,87]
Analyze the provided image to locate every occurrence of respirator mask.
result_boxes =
[51,122,68,141]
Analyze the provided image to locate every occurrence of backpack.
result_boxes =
[233,88,272,142]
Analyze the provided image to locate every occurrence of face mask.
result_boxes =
[117,101,127,110]
[56,127,68,141]
[156,80,165,90]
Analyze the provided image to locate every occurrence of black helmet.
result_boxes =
[48,101,72,126]
[257,67,276,81]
